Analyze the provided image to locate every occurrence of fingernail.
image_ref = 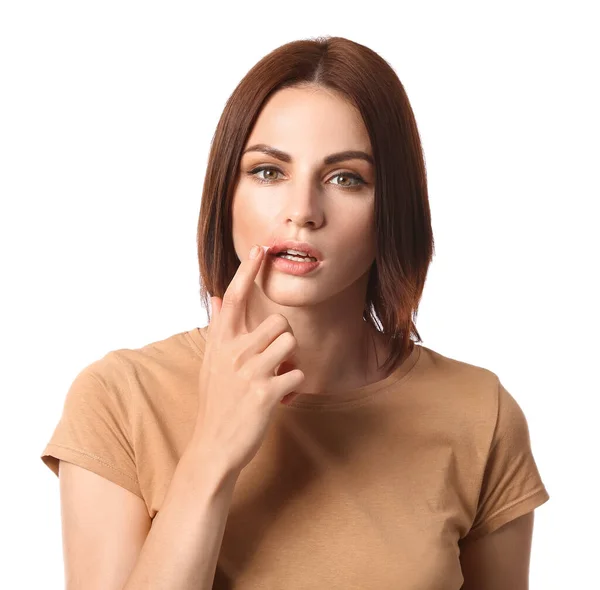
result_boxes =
[249,245,261,259]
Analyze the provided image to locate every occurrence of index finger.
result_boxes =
[219,244,269,336]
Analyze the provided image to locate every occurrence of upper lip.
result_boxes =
[268,239,323,261]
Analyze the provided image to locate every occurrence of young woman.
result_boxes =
[41,36,549,589]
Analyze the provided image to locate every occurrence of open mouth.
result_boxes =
[268,251,321,276]
[272,252,318,263]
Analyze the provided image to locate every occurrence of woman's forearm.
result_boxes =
[123,445,239,590]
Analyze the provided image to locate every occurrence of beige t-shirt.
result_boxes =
[41,327,550,589]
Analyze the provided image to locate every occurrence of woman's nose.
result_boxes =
[280,179,324,228]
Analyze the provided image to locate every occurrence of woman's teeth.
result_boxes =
[277,253,317,262]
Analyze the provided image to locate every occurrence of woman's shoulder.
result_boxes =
[71,327,205,398]
[106,327,205,368]
[415,343,502,402]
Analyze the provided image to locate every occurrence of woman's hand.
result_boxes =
[191,244,305,475]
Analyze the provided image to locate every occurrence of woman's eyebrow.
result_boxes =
[243,143,374,166]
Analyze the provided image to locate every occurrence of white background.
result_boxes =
[2,1,598,588]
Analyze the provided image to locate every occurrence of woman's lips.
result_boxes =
[268,252,321,276]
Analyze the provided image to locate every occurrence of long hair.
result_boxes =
[197,36,434,375]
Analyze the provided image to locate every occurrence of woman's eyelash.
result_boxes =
[246,165,366,190]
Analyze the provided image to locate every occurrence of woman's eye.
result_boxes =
[329,172,364,188]
[247,166,365,190]
[251,166,282,182]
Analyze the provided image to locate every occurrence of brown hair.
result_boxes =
[197,35,434,375]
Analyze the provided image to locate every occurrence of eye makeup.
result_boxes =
[246,165,367,191]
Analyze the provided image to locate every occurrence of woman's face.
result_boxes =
[232,85,377,308]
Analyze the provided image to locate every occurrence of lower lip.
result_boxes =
[269,254,321,275]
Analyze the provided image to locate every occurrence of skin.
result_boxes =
[231,84,397,395]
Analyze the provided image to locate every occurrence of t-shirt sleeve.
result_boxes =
[460,380,550,544]
[40,352,142,500]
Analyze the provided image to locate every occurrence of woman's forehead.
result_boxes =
[243,89,371,162]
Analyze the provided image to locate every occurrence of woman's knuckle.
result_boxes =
[239,364,254,382]
[270,313,289,331]
[280,331,295,347]
[253,382,270,401]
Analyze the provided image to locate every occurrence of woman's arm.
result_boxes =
[123,445,240,590]
[459,511,535,590]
